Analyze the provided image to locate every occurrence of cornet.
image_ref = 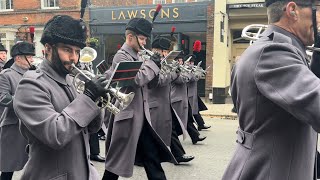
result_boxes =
[242,24,320,52]
[139,46,177,75]
[71,47,135,114]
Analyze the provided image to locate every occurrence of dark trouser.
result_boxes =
[103,123,167,180]
[89,133,100,155]
[0,172,13,180]
[136,124,167,180]
[102,170,119,180]
[170,118,185,158]
[193,113,205,127]
[187,105,200,142]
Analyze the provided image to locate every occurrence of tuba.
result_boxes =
[242,24,320,52]
[71,47,135,114]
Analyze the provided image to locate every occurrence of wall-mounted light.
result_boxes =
[22,17,29,22]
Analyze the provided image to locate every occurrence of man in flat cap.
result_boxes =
[0,43,7,72]
[103,18,176,180]
[0,42,34,180]
[222,0,320,179]
[13,15,108,180]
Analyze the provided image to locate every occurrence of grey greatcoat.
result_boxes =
[104,43,176,178]
[187,73,199,115]
[0,61,5,72]
[222,25,320,180]
[13,59,103,180]
[147,72,174,146]
[0,63,28,172]
[171,73,189,130]
[147,71,187,145]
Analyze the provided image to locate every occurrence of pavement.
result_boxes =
[199,100,238,120]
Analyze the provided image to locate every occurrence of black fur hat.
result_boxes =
[0,43,7,52]
[184,54,196,62]
[40,15,87,48]
[11,42,35,57]
[126,18,152,37]
[174,51,185,60]
[152,37,171,50]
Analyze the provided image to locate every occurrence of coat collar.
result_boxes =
[39,59,73,86]
[121,43,138,60]
[10,63,28,75]
[0,61,5,68]
[262,25,307,56]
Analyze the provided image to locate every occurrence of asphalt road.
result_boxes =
[11,118,239,180]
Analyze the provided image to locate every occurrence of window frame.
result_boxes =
[41,0,59,10]
[153,0,166,4]
[0,0,13,11]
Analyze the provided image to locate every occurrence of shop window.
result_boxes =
[0,0,13,11]
[42,0,59,9]
[172,0,186,3]
[153,0,166,4]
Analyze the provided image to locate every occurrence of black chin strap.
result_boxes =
[24,55,36,70]
[312,5,319,47]
[135,35,144,50]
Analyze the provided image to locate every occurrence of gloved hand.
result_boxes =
[83,75,108,102]
[175,67,181,74]
[150,52,161,68]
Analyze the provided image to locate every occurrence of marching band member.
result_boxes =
[223,0,320,179]
[0,43,7,72]
[148,36,194,164]
[103,18,176,180]
[0,42,35,180]
[13,15,107,180]
[184,55,207,144]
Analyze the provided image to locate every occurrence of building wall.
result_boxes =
[227,0,264,4]
[0,0,89,58]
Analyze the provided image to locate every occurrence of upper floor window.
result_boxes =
[172,0,186,3]
[42,0,59,9]
[0,0,13,11]
[153,0,166,4]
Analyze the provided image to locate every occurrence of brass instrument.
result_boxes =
[71,47,135,114]
[242,24,320,52]
[139,46,177,75]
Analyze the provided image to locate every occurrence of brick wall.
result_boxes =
[205,3,214,102]
[0,0,89,26]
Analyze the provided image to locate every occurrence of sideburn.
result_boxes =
[50,46,69,76]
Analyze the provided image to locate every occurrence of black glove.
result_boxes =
[150,52,161,68]
[83,75,108,101]
[175,67,181,74]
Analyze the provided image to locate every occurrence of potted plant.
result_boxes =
[87,37,99,48]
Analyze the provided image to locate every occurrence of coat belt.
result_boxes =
[236,128,254,149]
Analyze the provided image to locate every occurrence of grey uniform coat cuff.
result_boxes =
[64,94,101,128]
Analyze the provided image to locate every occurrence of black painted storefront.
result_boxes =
[89,2,210,97]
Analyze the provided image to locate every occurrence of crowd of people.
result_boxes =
[5,0,320,179]
[0,12,211,180]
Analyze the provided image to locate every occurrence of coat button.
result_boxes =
[236,130,245,144]
[36,69,40,73]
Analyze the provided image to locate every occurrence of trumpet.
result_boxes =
[71,47,135,114]
[71,64,120,114]
[242,24,320,52]
[139,46,176,75]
